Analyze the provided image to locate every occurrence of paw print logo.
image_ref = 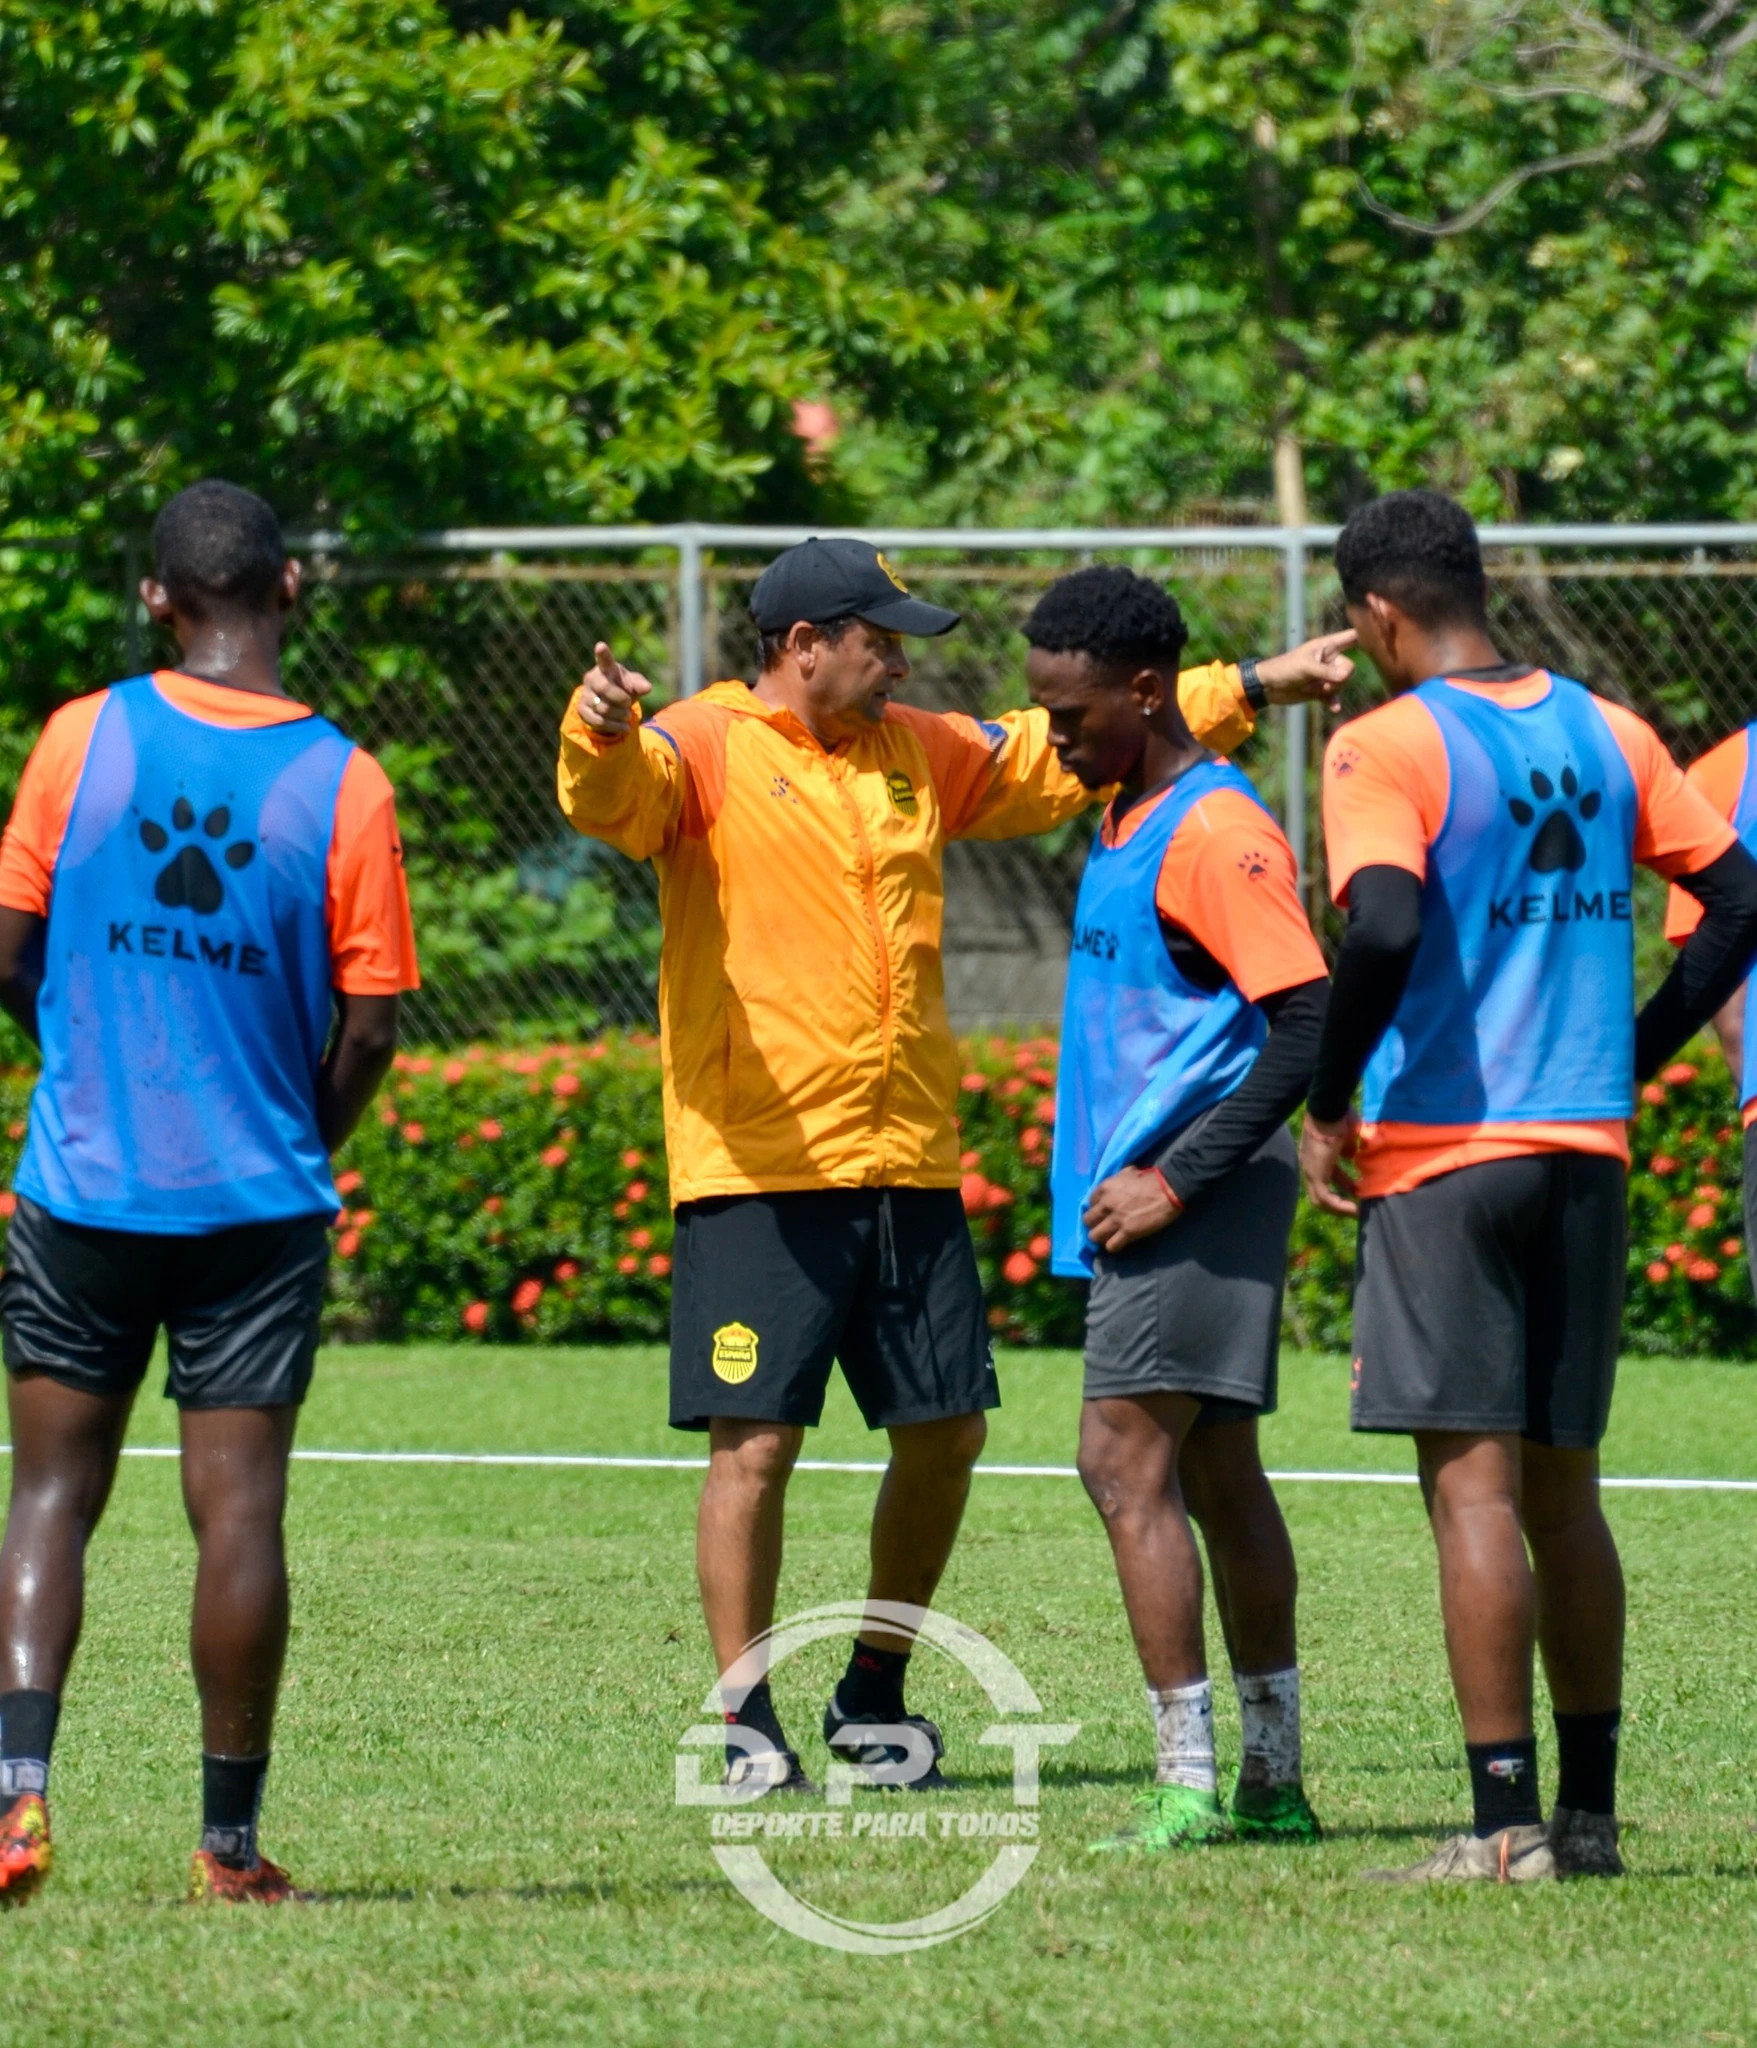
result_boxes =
[1236,847,1271,880]
[139,798,255,914]
[1330,743,1362,779]
[1507,765,1600,874]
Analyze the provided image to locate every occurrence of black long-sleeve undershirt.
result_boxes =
[1304,842,1757,1123]
[1155,976,1328,1207]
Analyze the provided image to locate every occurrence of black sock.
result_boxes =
[837,1640,910,1722]
[724,1678,790,1771]
[0,1690,59,1801]
[1553,1708,1620,1816]
[201,1753,270,1870]
[1466,1736,1542,1837]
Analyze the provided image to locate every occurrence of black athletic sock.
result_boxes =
[201,1752,270,1870]
[836,1640,910,1722]
[0,1690,60,1801]
[1466,1736,1542,1837]
[724,1678,790,1771]
[1553,1708,1620,1816]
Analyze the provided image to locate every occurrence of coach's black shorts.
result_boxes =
[1,1197,330,1409]
[668,1188,997,1432]
[1351,1153,1626,1447]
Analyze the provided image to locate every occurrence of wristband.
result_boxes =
[1151,1168,1185,1216]
[1238,657,1268,713]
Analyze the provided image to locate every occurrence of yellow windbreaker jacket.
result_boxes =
[555,667,1257,1203]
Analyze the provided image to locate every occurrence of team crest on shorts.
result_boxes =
[711,1322,760,1384]
[885,770,919,817]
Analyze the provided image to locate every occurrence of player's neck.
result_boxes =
[1397,622,1504,690]
[169,617,291,699]
[1125,723,1206,801]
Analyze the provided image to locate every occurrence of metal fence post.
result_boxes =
[678,528,704,696]
[1282,529,1308,884]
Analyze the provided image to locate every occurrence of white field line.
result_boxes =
[0,1446,1754,1493]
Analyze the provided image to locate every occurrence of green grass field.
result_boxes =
[7,1345,1757,2044]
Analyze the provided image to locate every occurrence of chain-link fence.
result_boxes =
[80,523,1757,1038]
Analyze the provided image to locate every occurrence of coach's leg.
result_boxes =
[859,1410,987,1652]
[0,1372,133,1697]
[698,1419,804,1676]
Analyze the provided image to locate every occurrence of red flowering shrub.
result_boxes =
[0,1034,1750,1354]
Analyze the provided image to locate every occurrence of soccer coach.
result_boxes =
[557,538,1353,1793]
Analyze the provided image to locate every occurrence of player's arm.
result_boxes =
[1661,732,1750,1084]
[316,993,400,1152]
[556,642,685,860]
[1084,803,1330,1252]
[1604,707,1757,1078]
[0,906,44,1045]
[1299,719,1437,1216]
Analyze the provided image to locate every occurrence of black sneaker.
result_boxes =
[724,1744,820,1799]
[823,1690,949,1790]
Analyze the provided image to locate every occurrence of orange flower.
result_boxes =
[512,1055,541,1075]
[555,1259,580,1281]
[402,1122,425,1144]
[960,1073,988,1094]
[336,1230,361,1259]
[483,1196,503,1215]
[1688,1204,1717,1230]
[1648,1155,1677,1177]
[1002,1250,1038,1285]
[617,1254,639,1274]
[1687,1257,1721,1282]
[334,1208,349,1228]
[959,1150,981,1171]
[627,1180,650,1202]
[648,1254,672,1277]
[988,1307,1009,1330]
[1641,1083,1667,1106]
[1020,1126,1043,1154]
[335,1169,364,1195]
[541,1144,569,1169]
[379,1105,398,1126]
[511,1278,543,1316]
[613,1199,630,1219]
[1722,1238,1742,1258]
[1665,1243,1686,1262]
[621,1149,643,1169]
[1694,1185,1724,1202]
[553,1072,581,1098]
[354,1210,375,1228]
[1026,1067,1055,1088]
[462,1301,490,1333]
[1662,1062,1699,1085]
[443,1060,468,1084]
[0,1191,16,1218]
[1000,1077,1026,1098]
[406,1056,434,1075]
[1028,1234,1051,1260]
[6,1120,24,1140]
[478,1119,503,1141]
[985,1183,1014,1210]
[1645,1261,1670,1284]
[629,1227,653,1250]
[960,1173,990,1216]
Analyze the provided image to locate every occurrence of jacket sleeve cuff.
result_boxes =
[1176,662,1253,756]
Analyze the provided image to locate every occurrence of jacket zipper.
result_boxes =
[830,765,894,1154]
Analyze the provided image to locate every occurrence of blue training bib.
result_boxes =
[1050,758,1270,1275]
[1730,725,1757,1111]
[16,677,354,1232]
[1362,673,1638,1129]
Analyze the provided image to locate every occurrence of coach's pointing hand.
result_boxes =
[1257,631,1358,715]
[576,642,653,735]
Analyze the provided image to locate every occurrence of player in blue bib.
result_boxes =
[1026,568,1337,1854]
[0,484,416,1904]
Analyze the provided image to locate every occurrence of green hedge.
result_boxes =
[0,1038,1751,1356]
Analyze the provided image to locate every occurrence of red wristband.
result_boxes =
[1151,1168,1185,1216]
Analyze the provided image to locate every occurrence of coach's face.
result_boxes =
[1027,648,1150,790]
[802,619,912,741]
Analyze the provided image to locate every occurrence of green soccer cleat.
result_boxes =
[1088,1784,1234,1855]
[1229,1780,1323,1843]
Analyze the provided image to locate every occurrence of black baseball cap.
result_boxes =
[748,538,960,638]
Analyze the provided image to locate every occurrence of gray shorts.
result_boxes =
[1082,1124,1297,1413]
[1351,1152,1626,1447]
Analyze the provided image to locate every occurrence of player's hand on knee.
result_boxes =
[1257,631,1358,714]
[1084,1166,1181,1253]
[576,642,652,734]
[1299,1111,1360,1217]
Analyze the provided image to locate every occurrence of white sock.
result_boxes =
[1233,1666,1301,1790]
[1147,1678,1216,1791]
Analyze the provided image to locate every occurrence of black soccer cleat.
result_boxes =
[823,1691,949,1791]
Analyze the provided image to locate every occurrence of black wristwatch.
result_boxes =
[1239,656,1268,712]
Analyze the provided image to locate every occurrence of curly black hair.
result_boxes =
[1334,489,1487,628]
[1021,565,1188,673]
[152,480,286,619]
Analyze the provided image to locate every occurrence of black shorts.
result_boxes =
[668,1188,997,1432]
[1351,1153,1626,1448]
[1,1196,330,1409]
